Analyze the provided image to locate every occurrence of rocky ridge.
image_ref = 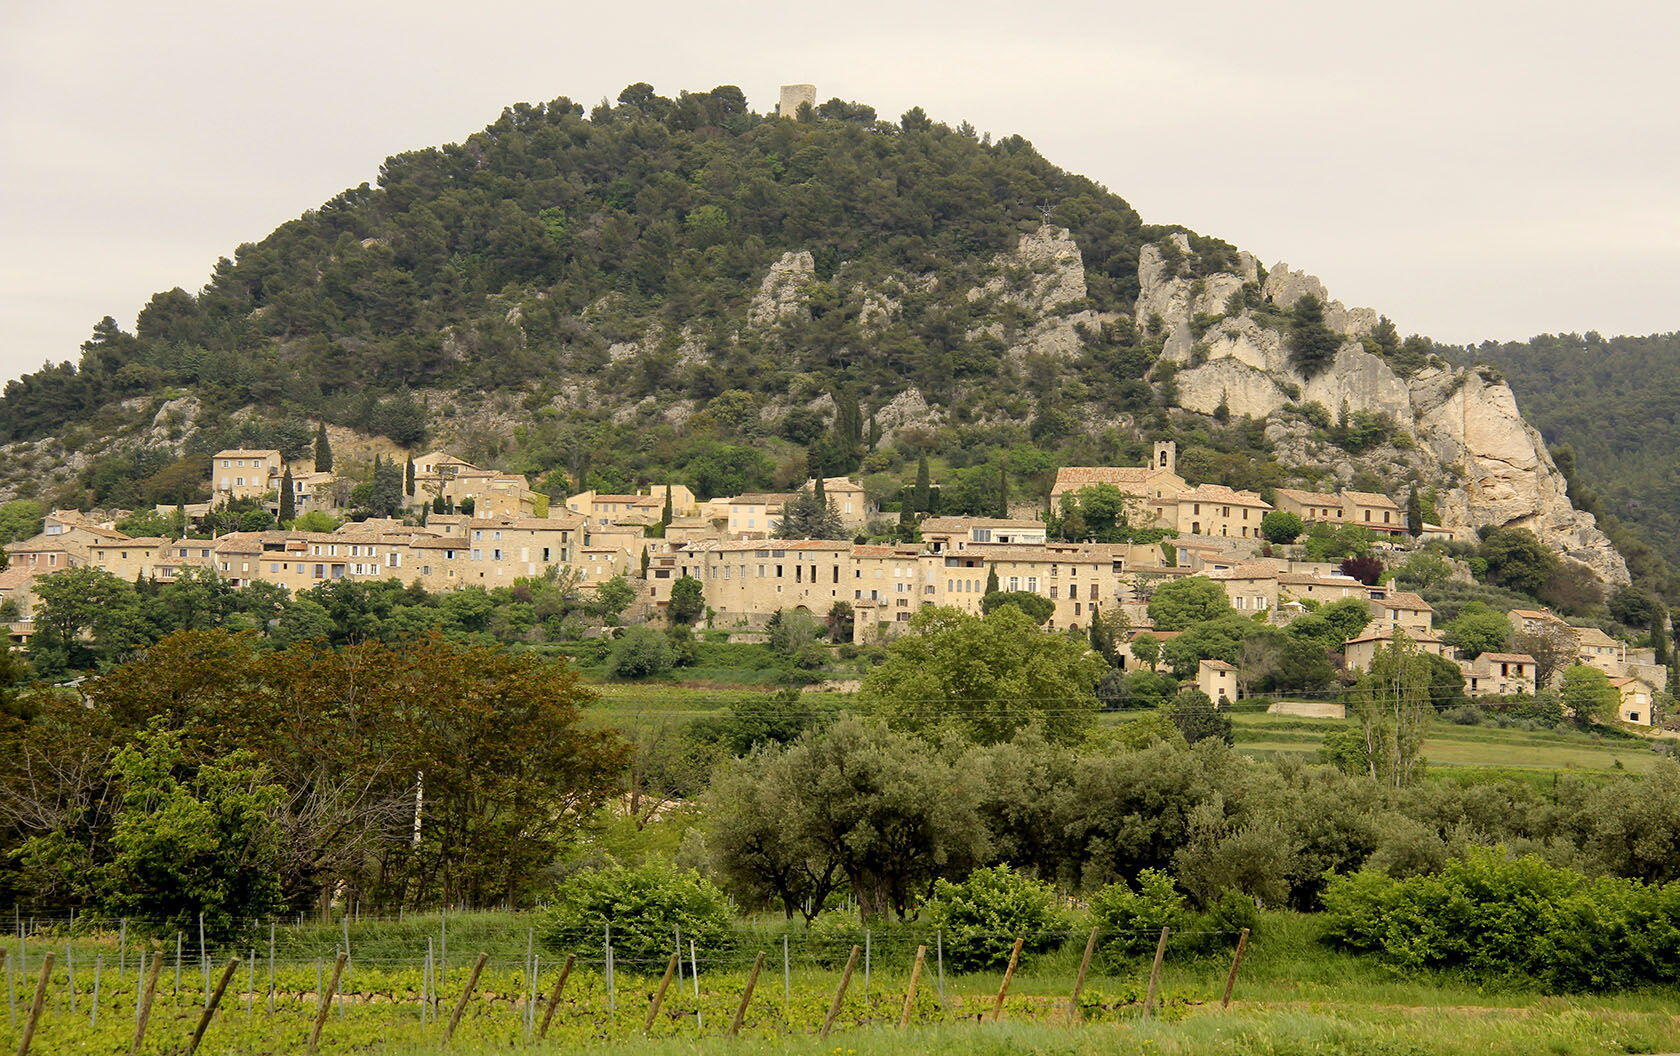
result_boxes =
[1136,233,1627,583]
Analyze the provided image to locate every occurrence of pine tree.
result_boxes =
[913,455,931,515]
[405,456,416,497]
[1406,485,1424,538]
[278,466,296,523]
[314,423,333,472]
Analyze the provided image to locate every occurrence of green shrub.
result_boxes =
[922,865,1064,971]
[539,862,736,964]
[608,626,674,678]
[1322,848,1680,991]
[1090,868,1186,966]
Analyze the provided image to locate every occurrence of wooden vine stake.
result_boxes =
[988,936,1024,1022]
[1142,926,1170,1020]
[16,951,53,1056]
[642,951,680,1033]
[444,952,487,1044]
[820,945,861,1039]
[1067,926,1100,1023]
[536,953,574,1040]
[728,950,765,1037]
[306,952,347,1054]
[131,952,163,1056]
[185,957,239,1056]
[897,944,926,1028]
[1221,928,1251,1009]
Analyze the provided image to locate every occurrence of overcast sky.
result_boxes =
[3,1,1676,386]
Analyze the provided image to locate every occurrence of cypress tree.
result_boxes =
[913,455,931,515]
[1407,485,1424,538]
[662,484,673,527]
[314,423,333,472]
[985,564,999,595]
[278,466,296,523]
[995,463,1010,518]
[405,456,416,497]
[640,547,650,579]
[813,473,827,510]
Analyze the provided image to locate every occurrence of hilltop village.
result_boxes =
[0,439,1661,725]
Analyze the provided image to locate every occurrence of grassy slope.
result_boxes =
[1228,712,1660,775]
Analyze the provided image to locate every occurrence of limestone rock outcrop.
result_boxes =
[970,225,1102,359]
[747,251,815,327]
[1134,237,1629,584]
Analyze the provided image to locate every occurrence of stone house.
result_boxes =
[1341,491,1406,533]
[1209,563,1279,614]
[1459,652,1537,698]
[1342,628,1450,672]
[1162,484,1272,539]
[1571,625,1627,674]
[212,449,284,503]
[1195,659,1238,704]
[1607,675,1656,726]
[1366,591,1435,635]
[919,516,1048,552]
[1272,488,1342,525]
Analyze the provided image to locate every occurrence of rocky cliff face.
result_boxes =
[1136,234,1628,583]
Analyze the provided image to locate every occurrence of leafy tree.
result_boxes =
[1512,623,1578,687]
[1349,634,1433,787]
[825,601,854,643]
[1441,602,1512,659]
[979,590,1055,625]
[1130,634,1162,670]
[1089,869,1186,963]
[1608,588,1663,631]
[779,716,985,920]
[94,724,286,938]
[1167,688,1233,745]
[29,567,152,674]
[591,574,635,624]
[701,750,843,921]
[1559,664,1618,728]
[1147,576,1233,630]
[1339,555,1385,586]
[859,606,1105,744]
[667,575,704,626]
[290,510,342,533]
[1478,526,1558,598]
[0,500,45,545]
[1260,510,1304,544]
